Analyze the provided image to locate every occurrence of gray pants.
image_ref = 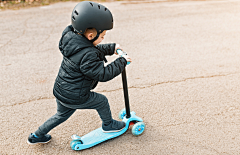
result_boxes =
[35,92,112,137]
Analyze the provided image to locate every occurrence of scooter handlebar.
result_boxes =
[116,49,131,65]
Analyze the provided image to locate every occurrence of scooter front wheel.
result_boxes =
[118,108,126,120]
[132,122,145,136]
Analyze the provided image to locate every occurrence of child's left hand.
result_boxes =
[114,44,123,55]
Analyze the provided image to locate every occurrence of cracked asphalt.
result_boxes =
[1,0,240,154]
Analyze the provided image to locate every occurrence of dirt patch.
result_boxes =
[0,0,221,10]
[0,0,108,10]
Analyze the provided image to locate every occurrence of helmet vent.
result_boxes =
[74,10,78,15]
[89,2,93,7]
[72,16,75,21]
[98,5,100,9]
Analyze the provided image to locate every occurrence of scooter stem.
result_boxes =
[121,68,131,118]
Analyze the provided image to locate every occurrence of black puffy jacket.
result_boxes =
[53,25,127,105]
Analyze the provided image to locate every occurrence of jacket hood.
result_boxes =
[59,25,94,57]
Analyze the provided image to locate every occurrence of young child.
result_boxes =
[27,1,131,144]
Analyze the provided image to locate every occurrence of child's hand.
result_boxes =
[122,55,132,63]
[115,44,131,63]
[114,44,123,55]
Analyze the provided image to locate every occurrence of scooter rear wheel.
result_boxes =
[70,140,83,150]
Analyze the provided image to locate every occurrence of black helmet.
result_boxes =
[71,1,113,41]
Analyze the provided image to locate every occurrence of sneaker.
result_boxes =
[27,133,51,145]
[102,119,126,133]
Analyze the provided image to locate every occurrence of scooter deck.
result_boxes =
[72,111,143,151]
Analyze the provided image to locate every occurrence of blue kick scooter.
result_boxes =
[70,49,145,151]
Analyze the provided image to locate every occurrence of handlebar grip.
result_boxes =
[116,49,131,65]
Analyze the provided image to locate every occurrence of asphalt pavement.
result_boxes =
[1,0,240,154]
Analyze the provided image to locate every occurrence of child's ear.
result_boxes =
[87,33,94,40]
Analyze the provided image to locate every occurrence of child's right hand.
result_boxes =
[122,55,132,63]
[115,44,122,55]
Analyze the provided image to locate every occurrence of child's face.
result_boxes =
[93,30,107,46]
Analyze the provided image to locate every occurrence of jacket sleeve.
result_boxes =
[80,51,127,82]
[96,43,116,56]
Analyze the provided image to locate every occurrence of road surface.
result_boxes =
[1,0,240,154]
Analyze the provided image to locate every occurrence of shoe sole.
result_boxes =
[102,126,125,133]
[27,139,51,145]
